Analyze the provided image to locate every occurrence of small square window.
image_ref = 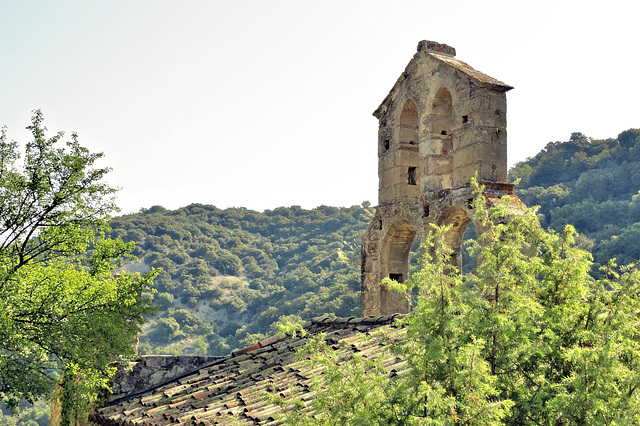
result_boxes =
[462,115,469,124]
[389,273,404,283]
[408,167,417,185]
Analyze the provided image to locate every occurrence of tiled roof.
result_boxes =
[429,53,513,91]
[91,315,406,425]
[373,49,512,118]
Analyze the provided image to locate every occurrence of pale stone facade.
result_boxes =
[361,41,523,317]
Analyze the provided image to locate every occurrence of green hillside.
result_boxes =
[109,204,372,355]
[107,128,640,357]
[510,129,640,270]
[12,128,640,426]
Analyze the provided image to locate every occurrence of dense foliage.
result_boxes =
[109,203,371,355]
[0,400,49,426]
[109,128,640,359]
[283,180,640,424]
[510,129,640,272]
[0,112,156,424]
[4,111,636,422]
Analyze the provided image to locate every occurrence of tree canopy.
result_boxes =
[509,129,640,272]
[107,202,370,356]
[281,180,640,424]
[0,111,156,423]
[100,127,640,360]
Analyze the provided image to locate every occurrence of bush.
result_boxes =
[154,292,174,310]
[147,318,184,344]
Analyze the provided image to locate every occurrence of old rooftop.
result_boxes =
[374,40,512,119]
[91,315,406,425]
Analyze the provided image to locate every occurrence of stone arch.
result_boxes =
[393,99,420,197]
[423,86,454,191]
[437,206,473,272]
[379,219,418,314]
[430,87,454,135]
[398,99,419,146]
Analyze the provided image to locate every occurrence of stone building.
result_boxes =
[361,40,522,317]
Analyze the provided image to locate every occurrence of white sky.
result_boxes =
[1,0,637,214]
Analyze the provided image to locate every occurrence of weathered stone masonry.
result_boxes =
[361,40,524,317]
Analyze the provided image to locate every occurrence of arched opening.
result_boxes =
[399,99,419,145]
[408,235,423,277]
[438,207,472,272]
[392,100,420,199]
[423,87,454,191]
[379,220,417,314]
[431,87,453,136]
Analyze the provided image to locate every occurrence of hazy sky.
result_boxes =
[1,1,637,214]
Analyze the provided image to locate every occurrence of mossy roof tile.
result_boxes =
[92,315,405,425]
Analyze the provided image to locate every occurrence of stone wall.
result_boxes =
[108,355,222,403]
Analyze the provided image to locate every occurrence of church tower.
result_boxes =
[361,41,522,317]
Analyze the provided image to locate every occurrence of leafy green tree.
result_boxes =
[286,179,640,424]
[147,317,184,344]
[154,291,175,310]
[0,398,50,426]
[0,111,156,424]
[509,128,640,274]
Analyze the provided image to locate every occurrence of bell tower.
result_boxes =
[361,41,522,317]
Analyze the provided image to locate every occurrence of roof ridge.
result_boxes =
[429,52,513,90]
[230,314,407,358]
[310,313,405,326]
[104,355,229,407]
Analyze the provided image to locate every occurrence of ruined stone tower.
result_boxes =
[361,41,522,317]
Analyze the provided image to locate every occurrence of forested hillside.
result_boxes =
[510,128,640,271]
[106,128,640,358]
[109,204,372,356]
[7,128,640,422]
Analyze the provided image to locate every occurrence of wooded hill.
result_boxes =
[109,204,371,356]
[109,128,640,357]
[509,128,640,270]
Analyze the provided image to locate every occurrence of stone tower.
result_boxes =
[361,41,522,317]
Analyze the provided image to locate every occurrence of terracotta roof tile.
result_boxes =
[91,315,405,425]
